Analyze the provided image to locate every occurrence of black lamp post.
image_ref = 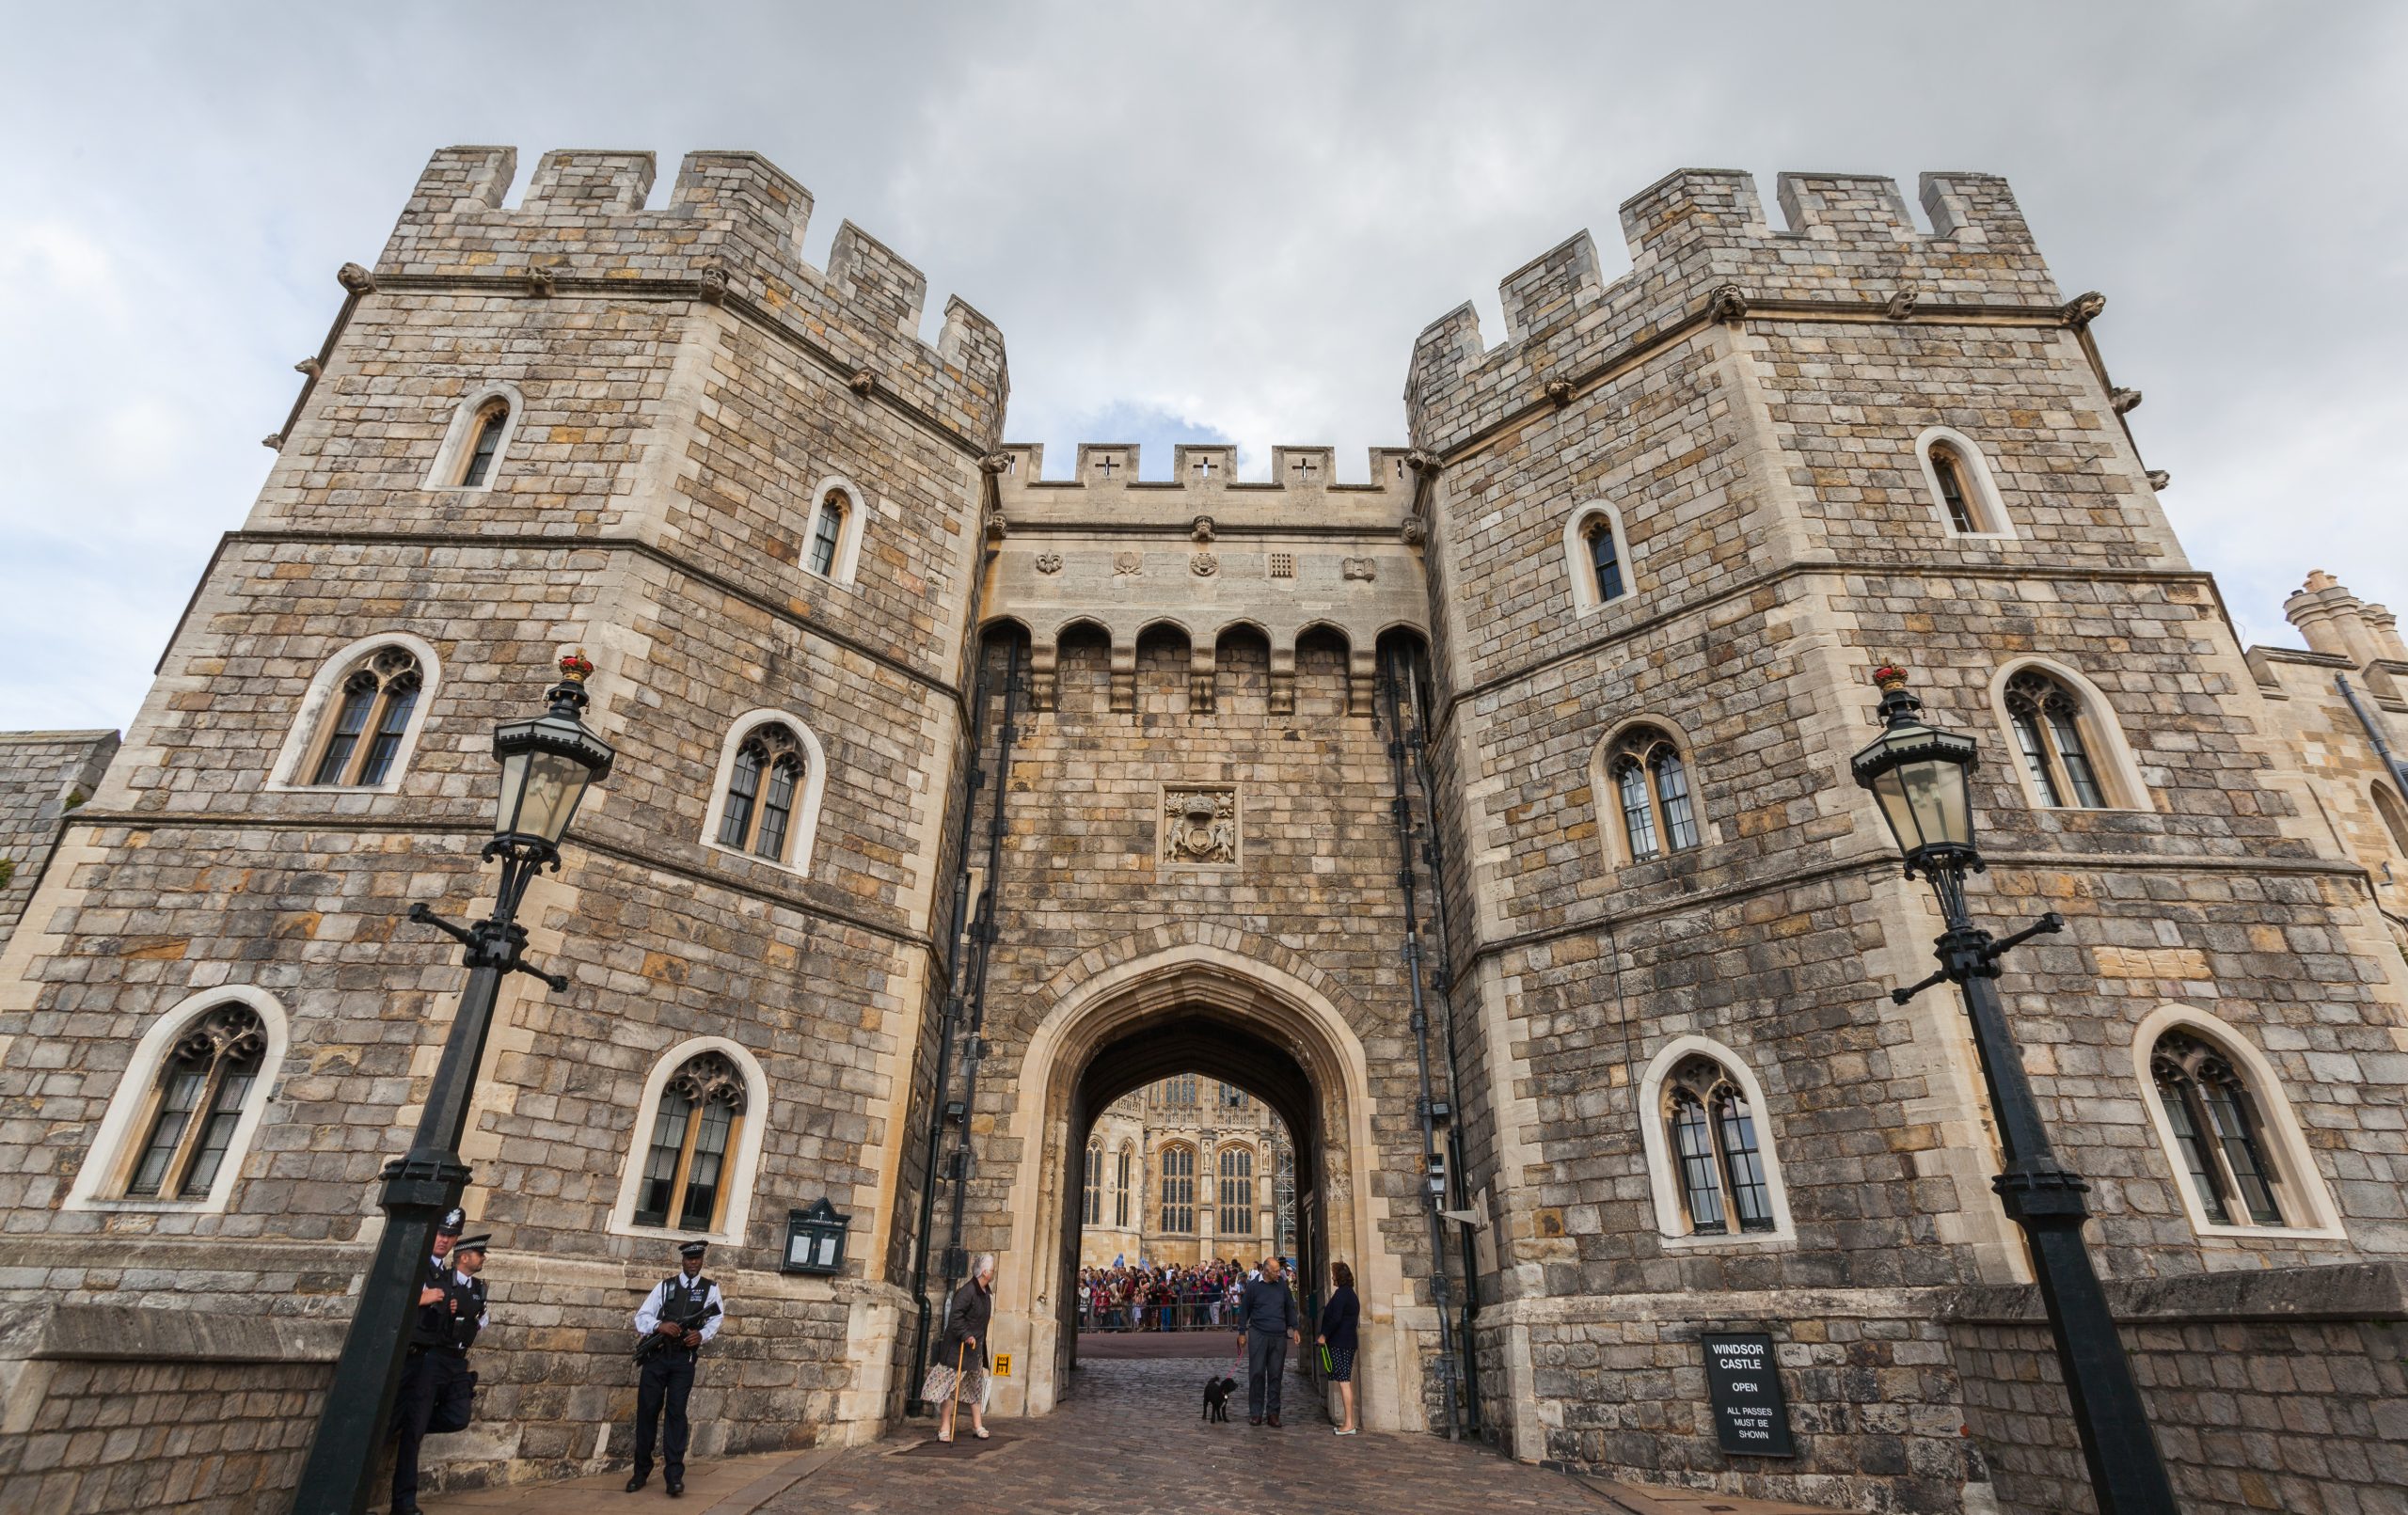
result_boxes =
[1849,664,2178,1515]
[291,653,615,1515]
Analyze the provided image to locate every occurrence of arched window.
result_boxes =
[716,723,806,860]
[1604,725,1701,863]
[305,647,423,788]
[1563,503,1634,613]
[1165,1074,1197,1107]
[1218,1147,1255,1238]
[425,386,525,493]
[632,1051,748,1233]
[120,1004,266,1200]
[2004,671,2109,810]
[2373,785,2408,858]
[1660,1056,1775,1236]
[1219,1081,1248,1110]
[1915,428,2010,536]
[2149,1032,2288,1228]
[1115,1142,1133,1227]
[1084,1142,1101,1226]
[1159,1144,1195,1233]
[807,489,849,577]
[457,400,510,488]
[703,712,829,876]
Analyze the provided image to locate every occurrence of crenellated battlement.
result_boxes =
[375,146,1008,446]
[1405,166,2059,454]
[995,442,1417,530]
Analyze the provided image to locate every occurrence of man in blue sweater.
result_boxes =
[1234,1255,1301,1425]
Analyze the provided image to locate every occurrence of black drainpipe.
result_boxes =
[2338,674,2408,790]
[1397,642,1482,1436]
[904,645,995,1412]
[1379,644,1463,1440]
[931,634,1023,1356]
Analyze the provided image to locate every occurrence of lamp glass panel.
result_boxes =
[517,750,592,843]
[494,749,533,837]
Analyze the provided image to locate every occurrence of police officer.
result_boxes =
[626,1239,723,1497]
[430,1233,492,1434]
[389,1207,467,1515]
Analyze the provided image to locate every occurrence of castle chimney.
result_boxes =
[2364,603,2408,664]
[2285,571,2386,666]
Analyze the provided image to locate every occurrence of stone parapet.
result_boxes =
[374,146,1007,450]
[1405,167,2061,456]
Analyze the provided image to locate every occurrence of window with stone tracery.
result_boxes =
[1218,1146,1255,1238]
[2004,671,2111,810]
[1159,1144,1195,1233]
[716,722,807,862]
[1605,725,1700,864]
[634,1051,748,1233]
[304,647,423,788]
[2149,1032,2288,1229]
[1084,1142,1101,1226]
[120,1004,267,1201]
[1660,1056,1774,1237]
[1115,1142,1133,1227]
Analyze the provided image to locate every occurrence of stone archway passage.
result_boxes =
[982,942,1423,1432]
[1060,1006,1324,1381]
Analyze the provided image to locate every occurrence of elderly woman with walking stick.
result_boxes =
[924,1254,997,1443]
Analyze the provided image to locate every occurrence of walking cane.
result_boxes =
[945,1339,967,1443]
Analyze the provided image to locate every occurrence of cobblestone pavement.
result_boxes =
[771,1355,1612,1515]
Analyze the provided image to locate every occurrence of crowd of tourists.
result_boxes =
[1077,1257,1275,1332]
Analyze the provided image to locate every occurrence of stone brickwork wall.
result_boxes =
[0,730,117,951]
[1405,165,2408,1510]
[1949,1263,2408,1515]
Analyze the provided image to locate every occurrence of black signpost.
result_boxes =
[1701,1333,1795,1458]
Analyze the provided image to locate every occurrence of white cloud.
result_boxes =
[0,1,2402,728]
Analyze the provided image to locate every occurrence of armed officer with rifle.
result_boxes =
[626,1239,724,1497]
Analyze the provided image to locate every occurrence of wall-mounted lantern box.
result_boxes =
[784,1198,849,1275]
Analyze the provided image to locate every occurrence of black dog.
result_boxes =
[1201,1375,1237,1422]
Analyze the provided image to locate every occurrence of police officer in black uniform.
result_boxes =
[389,1207,467,1515]
[626,1239,724,1497]
[432,1233,492,1433]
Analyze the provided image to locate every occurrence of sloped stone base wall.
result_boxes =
[1948,1262,2408,1515]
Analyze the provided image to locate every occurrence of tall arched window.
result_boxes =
[1115,1142,1133,1227]
[1159,1144,1195,1233]
[2373,785,2408,858]
[632,1051,749,1233]
[1218,1147,1255,1238]
[1563,503,1635,613]
[306,647,423,787]
[1164,1074,1197,1107]
[716,723,806,860]
[456,400,510,488]
[807,489,849,577]
[2149,1032,2287,1228]
[1929,442,1978,533]
[1915,428,2010,536]
[1605,725,1701,863]
[704,713,829,875]
[1084,1142,1101,1226]
[120,1004,266,1200]
[2004,670,2109,809]
[1660,1056,1775,1237]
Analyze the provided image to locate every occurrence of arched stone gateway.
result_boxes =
[981,942,1424,1430]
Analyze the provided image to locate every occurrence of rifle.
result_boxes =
[634,1300,721,1365]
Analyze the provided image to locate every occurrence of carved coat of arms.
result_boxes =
[1162,787,1238,865]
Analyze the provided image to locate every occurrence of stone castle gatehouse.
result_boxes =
[1,146,2404,1515]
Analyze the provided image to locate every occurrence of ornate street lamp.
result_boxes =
[292,654,615,1515]
[1851,664,2178,1515]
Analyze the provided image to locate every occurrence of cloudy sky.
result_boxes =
[3,3,2402,730]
